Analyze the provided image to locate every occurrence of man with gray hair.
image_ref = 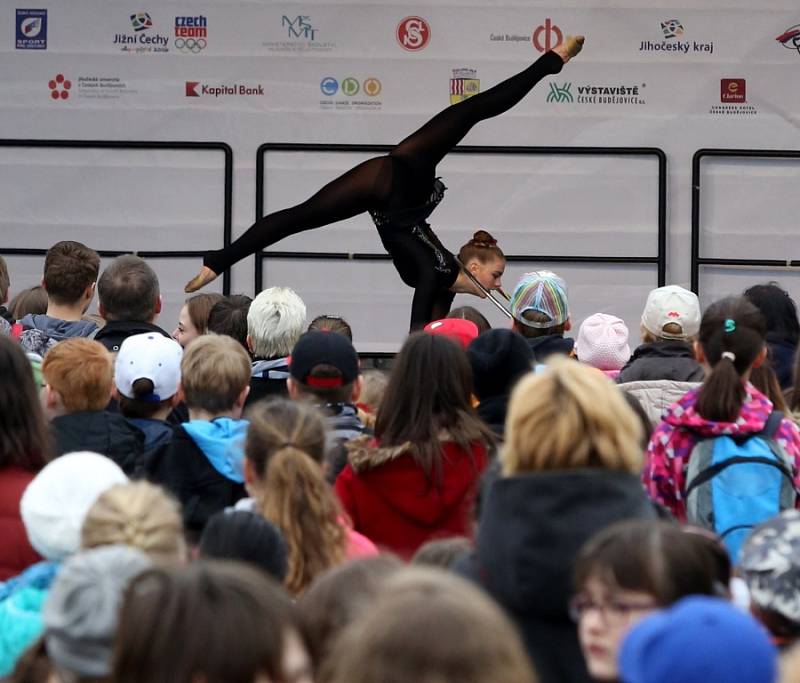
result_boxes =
[94,254,171,353]
[245,286,306,406]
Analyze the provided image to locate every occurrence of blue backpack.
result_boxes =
[684,411,796,563]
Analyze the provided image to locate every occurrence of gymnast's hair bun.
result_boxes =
[469,230,498,248]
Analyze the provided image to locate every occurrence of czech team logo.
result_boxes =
[720,78,746,103]
[175,15,207,52]
[450,68,479,104]
[16,9,47,49]
[776,25,800,54]
[397,16,430,51]
[532,18,562,53]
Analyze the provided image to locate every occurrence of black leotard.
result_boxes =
[202,50,564,329]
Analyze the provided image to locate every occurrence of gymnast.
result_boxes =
[185,36,584,329]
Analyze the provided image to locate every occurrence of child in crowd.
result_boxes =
[509,270,574,363]
[308,314,353,340]
[423,317,480,350]
[572,520,721,681]
[0,337,51,581]
[575,313,631,378]
[356,369,389,430]
[145,334,251,540]
[643,297,800,556]
[41,338,144,474]
[458,357,654,683]
[336,333,493,559]
[112,562,313,683]
[206,294,252,352]
[172,293,224,348]
[114,333,183,458]
[8,286,48,321]
[242,399,377,594]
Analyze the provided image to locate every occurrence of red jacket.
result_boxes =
[0,465,41,581]
[334,437,488,559]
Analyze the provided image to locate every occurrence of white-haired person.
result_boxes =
[245,287,307,406]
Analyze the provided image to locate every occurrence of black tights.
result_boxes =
[204,50,564,326]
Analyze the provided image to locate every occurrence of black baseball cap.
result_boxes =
[289,330,359,387]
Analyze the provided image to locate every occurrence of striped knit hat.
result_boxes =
[510,271,569,329]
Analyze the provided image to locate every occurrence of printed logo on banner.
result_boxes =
[545,82,646,106]
[48,73,138,101]
[319,76,382,110]
[533,18,562,53]
[264,15,334,52]
[776,25,800,54]
[710,78,756,115]
[16,9,47,50]
[397,16,430,51]
[175,15,207,53]
[114,11,170,53]
[184,81,265,98]
[450,68,480,104]
[640,20,713,54]
[661,19,684,39]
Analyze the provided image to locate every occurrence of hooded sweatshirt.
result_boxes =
[457,470,655,683]
[18,314,96,341]
[644,383,800,521]
[145,417,248,538]
[335,436,488,559]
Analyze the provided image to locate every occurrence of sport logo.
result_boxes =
[48,73,71,100]
[720,78,746,103]
[661,19,684,39]
[363,77,381,96]
[16,9,47,49]
[283,15,318,41]
[397,16,430,51]
[320,77,381,97]
[546,82,573,103]
[175,15,207,52]
[320,77,338,96]
[450,68,480,104]
[130,12,152,32]
[341,77,359,96]
[532,18,562,53]
[776,25,800,54]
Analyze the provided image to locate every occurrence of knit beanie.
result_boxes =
[467,329,533,400]
[20,452,129,560]
[44,545,152,678]
[619,596,777,683]
[575,313,631,371]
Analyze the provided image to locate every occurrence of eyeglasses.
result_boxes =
[569,594,657,624]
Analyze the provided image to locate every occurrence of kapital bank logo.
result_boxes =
[776,25,800,54]
[185,81,265,97]
[397,16,430,51]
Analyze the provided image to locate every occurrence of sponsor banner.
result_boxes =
[450,68,479,104]
[175,15,207,53]
[186,81,265,98]
[114,12,170,53]
[639,18,714,55]
[48,73,137,101]
[546,81,646,106]
[16,8,47,50]
[264,14,334,52]
[397,16,430,51]
[319,76,382,110]
[710,78,757,115]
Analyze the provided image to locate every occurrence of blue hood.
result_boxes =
[19,314,96,340]
[182,418,248,483]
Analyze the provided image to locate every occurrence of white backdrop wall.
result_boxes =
[2,1,799,351]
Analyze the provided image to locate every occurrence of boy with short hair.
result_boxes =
[41,338,144,473]
[146,334,251,539]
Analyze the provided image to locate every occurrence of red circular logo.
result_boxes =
[396,16,430,51]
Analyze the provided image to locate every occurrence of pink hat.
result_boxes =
[575,313,631,371]
[423,318,479,350]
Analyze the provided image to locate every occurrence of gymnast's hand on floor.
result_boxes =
[184,266,218,293]
[554,35,585,63]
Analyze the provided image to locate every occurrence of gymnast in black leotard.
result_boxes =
[186,37,584,330]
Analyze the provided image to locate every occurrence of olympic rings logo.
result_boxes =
[175,38,207,52]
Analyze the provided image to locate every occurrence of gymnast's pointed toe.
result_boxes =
[184,266,218,293]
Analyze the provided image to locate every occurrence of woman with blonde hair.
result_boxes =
[243,399,376,595]
[458,357,654,683]
[81,481,186,563]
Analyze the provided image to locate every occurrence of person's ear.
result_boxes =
[246,334,255,354]
[351,375,363,403]
[565,317,572,332]
[693,340,706,364]
[98,301,107,319]
[169,393,181,408]
[154,295,163,316]
[752,345,769,370]
[287,377,300,400]
[176,381,186,405]
[235,384,250,409]
[468,259,480,274]
[44,384,62,412]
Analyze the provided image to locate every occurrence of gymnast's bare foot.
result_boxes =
[554,35,584,63]
[185,266,218,293]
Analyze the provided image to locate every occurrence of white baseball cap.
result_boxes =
[114,333,182,401]
[641,285,701,340]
